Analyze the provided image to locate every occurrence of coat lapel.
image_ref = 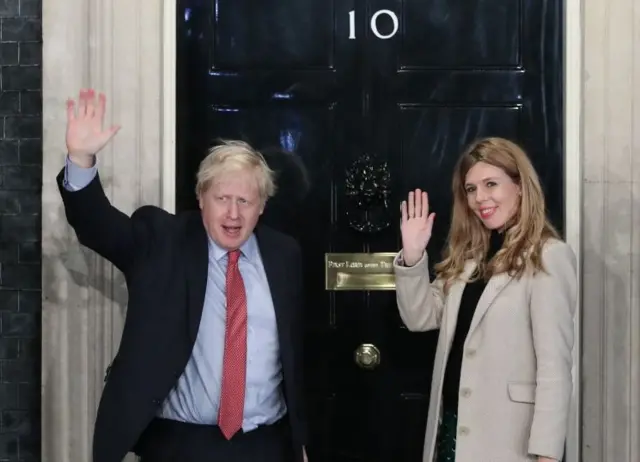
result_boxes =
[444,261,477,341]
[467,271,513,336]
[185,213,209,344]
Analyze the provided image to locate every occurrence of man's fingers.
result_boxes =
[101,125,121,145]
[66,99,76,121]
[95,93,107,122]
[86,89,96,118]
[78,89,89,116]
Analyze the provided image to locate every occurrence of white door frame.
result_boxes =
[563,0,583,460]
[159,2,584,461]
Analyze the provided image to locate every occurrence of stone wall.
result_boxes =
[580,0,640,459]
[41,1,167,460]
[0,0,41,459]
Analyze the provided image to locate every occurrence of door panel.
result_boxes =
[400,1,520,67]
[176,1,563,461]
[211,1,335,69]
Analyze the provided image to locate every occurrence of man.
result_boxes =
[57,88,307,462]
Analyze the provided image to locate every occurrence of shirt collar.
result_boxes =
[208,233,258,264]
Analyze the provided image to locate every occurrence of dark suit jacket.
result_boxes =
[56,169,307,462]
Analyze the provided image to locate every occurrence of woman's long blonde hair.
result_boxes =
[434,137,559,291]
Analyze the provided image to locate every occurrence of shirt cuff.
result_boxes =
[63,155,97,191]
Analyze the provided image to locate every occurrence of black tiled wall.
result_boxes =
[0,0,42,460]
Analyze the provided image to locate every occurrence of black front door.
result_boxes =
[175,1,563,461]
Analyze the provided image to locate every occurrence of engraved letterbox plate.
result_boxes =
[325,253,397,291]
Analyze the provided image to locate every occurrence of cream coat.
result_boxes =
[393,239,577,462]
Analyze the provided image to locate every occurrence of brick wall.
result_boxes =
[0,0,42,460]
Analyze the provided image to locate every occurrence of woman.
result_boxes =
[393,137,576,462]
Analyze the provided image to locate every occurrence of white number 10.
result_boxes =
[348,9,399,40]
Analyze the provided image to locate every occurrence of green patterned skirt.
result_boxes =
[435,408,458,462]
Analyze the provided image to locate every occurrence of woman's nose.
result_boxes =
[475,187,489,202]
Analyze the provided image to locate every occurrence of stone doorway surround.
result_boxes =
[41,0,640,461]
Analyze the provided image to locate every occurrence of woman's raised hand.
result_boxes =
[400,189,435,266]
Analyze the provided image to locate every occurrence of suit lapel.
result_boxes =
[183,220,290,345]
[255,226,290,332]
[185,213,209,343]
[467,271,513,336]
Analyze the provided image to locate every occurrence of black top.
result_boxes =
[441,230,504,411]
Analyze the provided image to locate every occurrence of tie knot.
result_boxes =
[228,249,241,265]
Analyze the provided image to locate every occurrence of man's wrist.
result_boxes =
[68,153,96,169]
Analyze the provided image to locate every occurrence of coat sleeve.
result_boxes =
[527,240,577,460]
[56,167,166,274]
[393,250,446,331]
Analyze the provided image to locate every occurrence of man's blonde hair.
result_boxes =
[195,140,277,201]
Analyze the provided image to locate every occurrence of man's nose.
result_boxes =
[227,201,240,218]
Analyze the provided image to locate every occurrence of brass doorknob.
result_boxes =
[354,343,381,370]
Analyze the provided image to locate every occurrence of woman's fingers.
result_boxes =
[408,190,414,218]
[414,189,422,218]
[421,191,429,219]
[426,212,435,234]
[403,189,431,221]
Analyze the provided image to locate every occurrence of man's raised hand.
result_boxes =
[66,89,120,167]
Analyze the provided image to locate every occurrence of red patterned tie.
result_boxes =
[218,249,247,440]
